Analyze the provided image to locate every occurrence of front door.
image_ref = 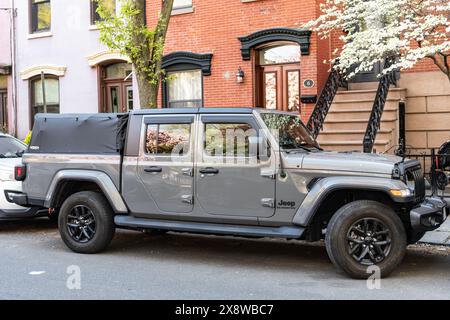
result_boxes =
[261,64,300,112]
[195,115,276,218]
[136,115,195,214]
[349,61,382,83]
[100,62,133,113]
[256,43,301,112]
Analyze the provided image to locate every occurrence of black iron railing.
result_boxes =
[363,58,398,153]
[406,149,450,195]
[307,66,348,139]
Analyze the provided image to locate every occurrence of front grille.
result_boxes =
[407,165,425,203]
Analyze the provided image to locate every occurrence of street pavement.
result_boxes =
[0,218,449,300]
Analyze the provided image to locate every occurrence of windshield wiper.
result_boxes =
[282,146,313,153]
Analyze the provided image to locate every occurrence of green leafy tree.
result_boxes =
[96,0,175,108]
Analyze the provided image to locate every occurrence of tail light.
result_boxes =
[15,165,27,181]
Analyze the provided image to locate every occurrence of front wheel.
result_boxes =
[58,191,115,254]
[325,200,407,279]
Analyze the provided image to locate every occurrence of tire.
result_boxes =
[325,200,407,279]
[58,191,115,254]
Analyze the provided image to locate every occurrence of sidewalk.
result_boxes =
[418,195,450,246]
[419,218,450,246]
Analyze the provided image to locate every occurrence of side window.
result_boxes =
[166,69,203,108]
[145,123,191,156]
[204,123,255,158]
[30,75,60,126]
[30,0,51,33]
[91,0,116,25]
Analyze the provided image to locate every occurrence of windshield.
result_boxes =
[0,136,27,158]
[259,112,320,151]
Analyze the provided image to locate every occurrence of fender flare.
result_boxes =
[44,170,128,213]
[292,176,411,226]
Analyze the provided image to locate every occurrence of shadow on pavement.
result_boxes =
[0,217,57,233]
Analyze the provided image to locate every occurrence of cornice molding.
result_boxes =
[86,50,130,67]
[238,28,312,60]
[20,64,67,80]
[162,51,213,76]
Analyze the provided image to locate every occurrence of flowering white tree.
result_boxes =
[305,0,450,81]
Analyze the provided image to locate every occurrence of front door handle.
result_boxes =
[199,167,219,175]
[144,166,162,173]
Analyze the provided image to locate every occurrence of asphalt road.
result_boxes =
[0,218,449,300]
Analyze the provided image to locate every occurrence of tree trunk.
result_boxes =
[136,70,158,108]
[131,0,174,109]
[427,53,450,83]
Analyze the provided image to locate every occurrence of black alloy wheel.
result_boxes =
[346,218,392,266]
[67,205,97,243]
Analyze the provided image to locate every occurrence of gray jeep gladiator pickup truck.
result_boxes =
[12,108,448,278]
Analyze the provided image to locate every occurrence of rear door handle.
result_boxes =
[144,166,162,173]
[199,167,219,175]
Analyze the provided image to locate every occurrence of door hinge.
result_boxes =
[261,173,276,179]
[261,198,275,208]
[181,195,194,205]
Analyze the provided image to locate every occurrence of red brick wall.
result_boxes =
[328,25,439,74]
[146,0,327,120]
[146,0,440,121]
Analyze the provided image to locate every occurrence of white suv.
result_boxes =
[0,133,46,220]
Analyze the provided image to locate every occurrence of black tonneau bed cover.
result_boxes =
[28,113,129,154]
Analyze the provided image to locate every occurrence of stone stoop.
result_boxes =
[317,87,407,153]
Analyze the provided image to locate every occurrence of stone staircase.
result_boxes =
[316,88,406,153]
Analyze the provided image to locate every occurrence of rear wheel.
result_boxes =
[325,200,407,279]
[58,191,115,254]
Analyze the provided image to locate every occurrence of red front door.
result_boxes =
[261,63,300,112]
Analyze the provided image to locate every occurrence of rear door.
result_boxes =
[136,115,195,214]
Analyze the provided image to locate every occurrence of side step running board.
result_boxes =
[114,215,304,239]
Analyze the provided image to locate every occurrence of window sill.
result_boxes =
[27,32,52,40]
[171,6,194,16]
[89,25,99,31]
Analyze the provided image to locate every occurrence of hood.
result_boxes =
[0,157,22,181]
[285,151,402,175]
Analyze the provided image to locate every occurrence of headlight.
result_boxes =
[389,188,412,197]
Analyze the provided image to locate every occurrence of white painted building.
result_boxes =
[10,0,136,138]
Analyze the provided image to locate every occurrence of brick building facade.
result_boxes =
[148,0,450,153]
[1,0,448,152]
[147,0,331,122]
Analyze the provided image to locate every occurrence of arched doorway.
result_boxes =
[99,61,133,113]
[255,42,301,112]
